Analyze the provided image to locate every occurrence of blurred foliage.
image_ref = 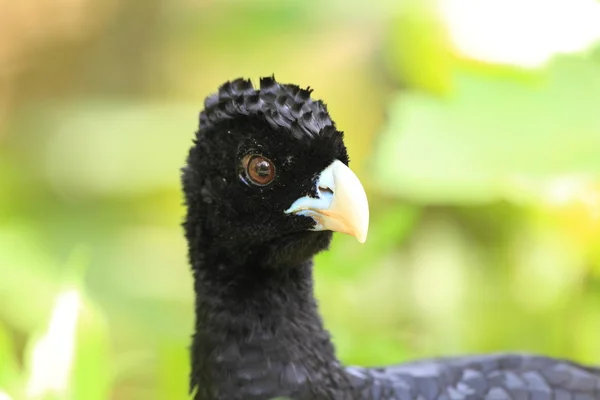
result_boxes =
[1,0,600,399]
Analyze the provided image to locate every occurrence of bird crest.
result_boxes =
[199,76,335,140]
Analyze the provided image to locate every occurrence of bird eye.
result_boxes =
[241,154,276,186]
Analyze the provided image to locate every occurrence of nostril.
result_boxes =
[319,186,334,195]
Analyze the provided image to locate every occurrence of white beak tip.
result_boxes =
[353,216,369,244]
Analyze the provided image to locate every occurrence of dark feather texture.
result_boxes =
[200,76,335,141]
[181,77,600,400]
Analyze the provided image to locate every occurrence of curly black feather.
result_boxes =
[200,76,335,141]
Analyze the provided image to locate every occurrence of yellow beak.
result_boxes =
[285,160,369,243]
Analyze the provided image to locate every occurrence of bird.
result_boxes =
[180,76,600,400]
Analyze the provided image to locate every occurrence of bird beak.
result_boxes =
[285,160,369,243]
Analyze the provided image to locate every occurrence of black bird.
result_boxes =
[181,76,600,400]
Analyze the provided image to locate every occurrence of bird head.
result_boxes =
[182,76,369,266]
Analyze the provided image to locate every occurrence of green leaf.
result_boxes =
[21,248,112,400]
[69,296,112,400]
[0,325,21,397]
[0,225,60,332]
[384,0,453,94]
[12,101,199,197]
[315,203,420,279]
[373,54,600,203]
[63,248,112,400]
[156,340,190,400]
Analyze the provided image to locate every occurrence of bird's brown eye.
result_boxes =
[242,154,276,186]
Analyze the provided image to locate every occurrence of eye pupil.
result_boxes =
[254,160,270,176]
[241,154,276,186]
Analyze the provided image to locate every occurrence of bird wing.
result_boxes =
[345,353,600,399]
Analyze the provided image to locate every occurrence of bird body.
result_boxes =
[181,77,600,400]
[347,354,600,400]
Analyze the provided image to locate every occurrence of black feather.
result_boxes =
[182,76,600,400]
[200,77,335,140]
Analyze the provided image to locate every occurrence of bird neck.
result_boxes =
[190,243,348,400]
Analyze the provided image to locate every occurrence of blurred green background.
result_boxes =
[2,0,600,399]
